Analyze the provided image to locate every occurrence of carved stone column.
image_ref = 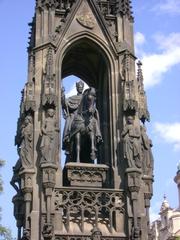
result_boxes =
[12,194,24,240]
[41,162,57,240]
[143,175,153,239]
[20,169,35,239]
[126,168,142,240]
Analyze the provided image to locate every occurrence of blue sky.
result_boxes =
[0,0,180,238]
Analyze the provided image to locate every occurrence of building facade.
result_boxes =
[150,167,180,240]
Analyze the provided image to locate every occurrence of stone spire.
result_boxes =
[137,60,150,123]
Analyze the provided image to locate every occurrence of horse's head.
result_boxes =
[77,87,96,114]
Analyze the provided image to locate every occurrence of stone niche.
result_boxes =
[63,162,109,187]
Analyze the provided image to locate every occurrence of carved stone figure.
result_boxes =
[91,226,102,240]
[61,80,84,156]
[42,223,53,240]
[20,115,33,169]
[122,116,141,168]
[21,228,30,240]
[140,125,154,175]
[40,108,59,163]
[63,87,102,163]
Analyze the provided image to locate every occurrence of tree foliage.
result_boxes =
[0,159,14,240]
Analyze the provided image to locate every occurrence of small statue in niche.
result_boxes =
[62,83,102,163]
[40,108,59,163]
[140,125,154,175]
[61,80,84,156]
[65,87,102,163]
[19,115,33,169]
[70,87,102,162]
[122,116,141,168]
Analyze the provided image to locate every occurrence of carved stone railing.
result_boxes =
[54,187,125,235]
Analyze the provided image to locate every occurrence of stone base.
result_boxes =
[64,162,109,188]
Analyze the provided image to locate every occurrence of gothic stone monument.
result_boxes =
[11,0,154,239]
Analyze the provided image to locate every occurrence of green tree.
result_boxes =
[0,159,14,240]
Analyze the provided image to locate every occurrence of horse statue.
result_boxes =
[63,87,103,163]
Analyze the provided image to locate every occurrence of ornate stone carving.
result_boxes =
[36,0,56,9]
[42,223,54,240]
[21,228,31,240]
[43,46,57,107]
[97,0,133,25]
[40,108,59,163]
[122,116,141,169]
[91,226,102,240]
[123,80,138,113]
[122,52,138,114]
[117,0,134,21]
[42,164,57,188]
[65,162,109,187]
[23,81,36,112]
[12,194,24,225]
[140,125,154,176]
[54,188,124,234]
[20,169,35,193]
[19,115,34,169]
[126,168,142,193]
[137,61,150,123]
[76,15,95,29]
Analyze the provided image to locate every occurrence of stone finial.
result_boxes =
[118,0,134,21]
[137,60,150,123]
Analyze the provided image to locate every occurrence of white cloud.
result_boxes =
[154,0,180,15]
[154,33,180,51]
[138,33,180,88]
[154,122,180,151]
[135,32,146,56]
[135,32,146,46]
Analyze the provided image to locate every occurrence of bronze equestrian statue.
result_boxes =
[61,84,102,163]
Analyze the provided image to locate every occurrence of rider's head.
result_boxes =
[76,80,84,94]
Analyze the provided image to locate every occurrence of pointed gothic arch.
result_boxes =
[57,35,114,170]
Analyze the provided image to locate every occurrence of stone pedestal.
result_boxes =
[64,162,109,188]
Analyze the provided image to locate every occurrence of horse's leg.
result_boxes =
[90,132,96,161]
[76,132,81,163]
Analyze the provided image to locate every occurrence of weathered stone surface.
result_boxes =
[64,162,109,187]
